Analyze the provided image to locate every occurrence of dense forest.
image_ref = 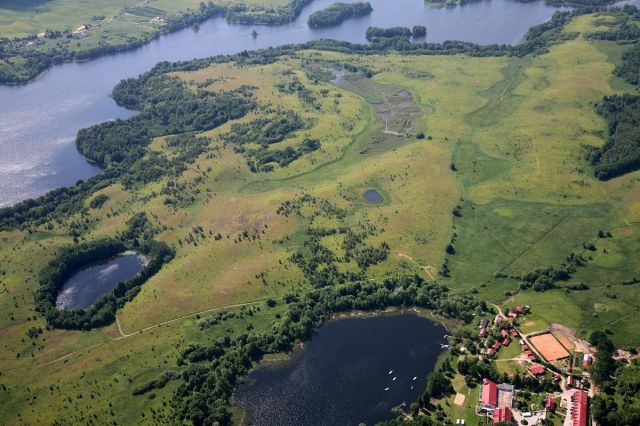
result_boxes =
[307,2,372,28]
[589,332,640,425]
[36,212,174,330]
[587,95,640,180]
[132,275,482,424]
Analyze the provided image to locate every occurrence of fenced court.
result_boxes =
[529,333,570,361]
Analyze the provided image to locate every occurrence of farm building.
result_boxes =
[492,407,513,424]
[497,383,514,408]
[582,354,593,368]
[529,364,545,376]
[569,390,588,426]
[545,397,556,410]
[481,378,497,409]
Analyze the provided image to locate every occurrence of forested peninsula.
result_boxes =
[307,2,373,28]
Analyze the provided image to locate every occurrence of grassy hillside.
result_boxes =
[0,10,640,424]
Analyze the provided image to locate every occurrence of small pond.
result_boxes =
[233,314,446,426]
[364,189,384,204]
[55,252,147,310]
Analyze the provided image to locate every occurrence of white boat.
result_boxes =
[388,370,393,374]
[385,387,390,391]
[413,377,417,380]
[393,377,397,381]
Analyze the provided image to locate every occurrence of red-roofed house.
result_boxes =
[487,348,496,357]
[492,407,513,424]
[493,341,502,351]
[510,329,518,337]
[480,328,487,337]
[514,305,525,314]
[508,311,518,318]
[496,315,505,323]
[546,397,556,410]
[570,390,588,426]
[481,378,498,409]
[528,354,537,362]
[567,376,575,387]
[502,338,511,346]
[530,364,545,375]
[501,329,508,337]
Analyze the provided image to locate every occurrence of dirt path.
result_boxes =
[397,251,436,280]
[3,299,271,372]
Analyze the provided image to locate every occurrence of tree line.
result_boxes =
[307,2,373,29]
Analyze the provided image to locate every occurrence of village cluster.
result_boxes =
[466,306,594,425]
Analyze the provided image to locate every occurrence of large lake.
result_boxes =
[233,314,447,426]
[55,252,146,310]
[0,0,574,207]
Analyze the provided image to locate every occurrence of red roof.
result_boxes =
[487,348,496,356]
[515,305,524,313]
[546,397,556,409]
[482,378,498,407]
[553,374,562,382]
[501,329,508,337]
[508,312,518,318]
[522,344,529,350]
[528,354,537,361]
[502,338,511,346]
[571,390,588,426]
[530,364,545,375]
[493,341,502,350]
[480,328,487,337]
[510,329,518,336]
[496,315,505,322]
[493,407,513,424]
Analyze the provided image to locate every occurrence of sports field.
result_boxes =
[529,333,571,361]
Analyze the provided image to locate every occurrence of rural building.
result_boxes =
[497,383,514,408]
[545,396,556,410]
[492,407,513,424]
[480,328,487,337]
[569,390,588,426]
[529,364,545,376]
[567,376,575,387]
[487,348,496,357]
[502,338,511,346]
[480,318,489,329]
[582,354,593,368]
[481,378,498,409]
[493,341,501,351]
[501,329,508,338]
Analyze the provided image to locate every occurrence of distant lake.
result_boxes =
[233,314,447,426]
[55,252,146,310]
[0,0,575,207]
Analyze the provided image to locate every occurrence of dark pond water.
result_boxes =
[55,252,146,310]
[234,314,447,426]
[364,188,384,204]
[0,0,575,207]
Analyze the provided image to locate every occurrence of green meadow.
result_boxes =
[0,11,640,424]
